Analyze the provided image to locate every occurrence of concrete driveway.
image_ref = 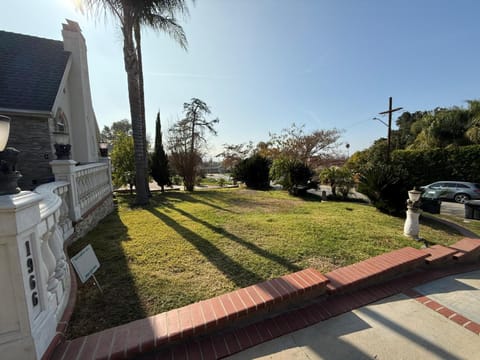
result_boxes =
[227,270,480,360]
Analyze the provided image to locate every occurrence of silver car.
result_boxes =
[421,181,480,203]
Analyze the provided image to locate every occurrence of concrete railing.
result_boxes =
[0,160,114,359]
[74,162,112,217]
[50,160,113,222]
[35,182,73,322]
[0,182,74,359]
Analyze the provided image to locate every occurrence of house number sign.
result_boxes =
[25,240,39,307]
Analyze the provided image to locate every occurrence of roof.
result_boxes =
[0,30,70,113]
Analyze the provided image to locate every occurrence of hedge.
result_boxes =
[392,145,480,187]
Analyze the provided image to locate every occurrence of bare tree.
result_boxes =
[259,124,342,167]
[168,98,219,191]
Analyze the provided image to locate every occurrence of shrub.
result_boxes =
[217,178,226,187]
[232,154,271,190]
[320,166,355,198]
[270,158,316,195]
[357,164,409,216]
[172,175,182,185]
[392,145,480,186]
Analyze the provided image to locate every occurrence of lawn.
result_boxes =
[67,188,463,338]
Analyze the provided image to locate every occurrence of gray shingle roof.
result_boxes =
[0,30,70,112]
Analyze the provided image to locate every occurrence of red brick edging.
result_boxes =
[141,262,480,360]
[404,288,480,335]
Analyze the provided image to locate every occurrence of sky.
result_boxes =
[1,0,480,158]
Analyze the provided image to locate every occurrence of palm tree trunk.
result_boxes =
[122,21,148,205]
[134,20,151,197]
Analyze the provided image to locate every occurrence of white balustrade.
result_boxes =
[74,162,112,217]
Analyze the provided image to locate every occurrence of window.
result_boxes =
[54,108,68,133]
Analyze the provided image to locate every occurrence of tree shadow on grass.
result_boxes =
[146,207,265,288]
[150,190,237,213]
[162,201,301,273]
[66,208,146,338]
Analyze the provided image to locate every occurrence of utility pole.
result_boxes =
[378,97,402,162]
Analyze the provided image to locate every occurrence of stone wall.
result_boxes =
[68,193,115,244]
[7,114,54,190]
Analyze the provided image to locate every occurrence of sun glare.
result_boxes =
[54,0,83,13]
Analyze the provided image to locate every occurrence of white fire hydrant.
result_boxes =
[404,188,422,240]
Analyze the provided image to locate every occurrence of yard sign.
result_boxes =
[71,244,100,283]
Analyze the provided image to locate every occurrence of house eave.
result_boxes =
[0,107,52,118]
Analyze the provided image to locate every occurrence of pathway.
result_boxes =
[228,270,480,360]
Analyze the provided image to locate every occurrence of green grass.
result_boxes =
[197,176,219,186]
[67,188,463,338]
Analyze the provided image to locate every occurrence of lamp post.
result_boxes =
[99,142,109,157]
[0,115,22,195]
[404,187,422,240]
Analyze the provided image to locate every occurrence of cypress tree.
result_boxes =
[151,112,170,192]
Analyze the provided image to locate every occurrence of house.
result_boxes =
[0,20,100,189]
[0,21,114,360]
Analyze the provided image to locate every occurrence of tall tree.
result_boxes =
[110,132,135,192]
[168,98,219,191]
[101,119,132,142]
[151,112,170,192]
[80,0,189,205]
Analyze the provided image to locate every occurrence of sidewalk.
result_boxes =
[227,270,480,360]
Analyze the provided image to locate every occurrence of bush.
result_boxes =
[270,158,316,195]
[217,178,226,187]
[357,164,409,216]
[232,155,271,190]
[392,145,480,186]
[172,175,182,186]
[320,166,355,198]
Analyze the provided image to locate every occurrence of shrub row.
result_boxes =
[392,145,480,187]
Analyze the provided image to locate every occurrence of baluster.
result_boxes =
[41,228,59,295]
[49,222,67,282]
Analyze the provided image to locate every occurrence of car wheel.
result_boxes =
[454,193,470,203]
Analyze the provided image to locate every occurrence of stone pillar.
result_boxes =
[50,160,81,221]
[404,209,421,239]
[0,191,56,360]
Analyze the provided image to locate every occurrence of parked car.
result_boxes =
[420,181,480,203]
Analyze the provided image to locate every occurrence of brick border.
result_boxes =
[140,262,480,360]
[404,288,480,336]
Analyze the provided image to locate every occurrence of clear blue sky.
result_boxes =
[2,0,480,157]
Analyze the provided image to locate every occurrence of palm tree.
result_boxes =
[80,0,189,205]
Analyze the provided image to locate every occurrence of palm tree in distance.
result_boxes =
[79,0,190,205]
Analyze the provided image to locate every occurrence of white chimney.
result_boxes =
[61,20,99,163]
